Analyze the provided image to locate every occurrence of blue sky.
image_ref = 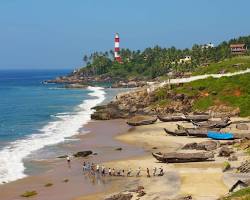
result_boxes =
[0,0,250,69]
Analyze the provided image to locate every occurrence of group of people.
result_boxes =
[82,161,165,178]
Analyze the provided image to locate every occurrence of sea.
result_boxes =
[0,69,122,184]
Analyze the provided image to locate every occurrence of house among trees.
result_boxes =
[178,56,191,64]
[230,43,248,55]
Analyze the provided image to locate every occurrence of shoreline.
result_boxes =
[1,117,249,199]
[0,119,145,200]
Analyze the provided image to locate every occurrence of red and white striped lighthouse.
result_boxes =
[114,33,122,63]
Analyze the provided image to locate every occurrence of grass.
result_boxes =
[193,56,250,76]
[153,73,250,116]
[223,161,231,172]
[223,187,250,200]
[20,191,38,198]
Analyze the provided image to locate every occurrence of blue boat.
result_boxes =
[207,131,234,140]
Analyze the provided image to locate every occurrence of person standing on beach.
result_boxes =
[158,166,164,176]
[66,155,71,168]
[153,167,157,176]
[127,168,132,177]
[136,167,141,177]
[146,168,150,177]
[112,168,116,176]
[96,164,100,173]
[108,168,112,176]
[82,161,86,171]
[101,165,105,176]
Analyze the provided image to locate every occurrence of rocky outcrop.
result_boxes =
[218,147,234,157]
[182,141,220,151]
[105,186,145,200]
[236,123,249,130]
[237,160,250,173]
[104,193,133,200]
[127,115,157,126]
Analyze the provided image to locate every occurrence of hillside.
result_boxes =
[47,35,250,85]
[154,72,250,117]
[92,72,250,120]
[192,56,250,76]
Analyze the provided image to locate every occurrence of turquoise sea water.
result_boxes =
[0,70,107,183]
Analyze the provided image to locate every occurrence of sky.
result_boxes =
[0,0,250,70]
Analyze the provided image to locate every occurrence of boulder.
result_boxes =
[219,147,234,157]
[228,155,238,161]
[236,123,249,130]
[73,151,92,157]
[237,160,250,173]
[182,141,219,151]
[105,193,133,200]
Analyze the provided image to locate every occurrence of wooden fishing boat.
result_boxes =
[164,128,207,137]
[191,117,231,129]
[207,131,234,140]
[127,116,157,126]
[158,115,185,122]
[164,128,187,136]
[184,114,210,122]
[158,114,209,123]
[152,152,214,163]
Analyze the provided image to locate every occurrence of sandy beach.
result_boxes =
[0,119,143,200]
[0,118,249,200]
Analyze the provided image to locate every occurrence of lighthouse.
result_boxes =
[114,33,122,63]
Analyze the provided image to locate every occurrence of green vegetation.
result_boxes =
[76,35,250,80]
[21,191,38,198]
[154,73,250,116]
[193,56,250,75]
[222,187,250,200]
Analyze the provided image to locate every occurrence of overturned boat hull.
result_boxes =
[152,152,214,163]
[164,128,208,137]
[127,116,157,126]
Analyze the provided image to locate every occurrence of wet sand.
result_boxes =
[0,119,144,200]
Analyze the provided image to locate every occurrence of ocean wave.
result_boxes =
[0,86,105,184]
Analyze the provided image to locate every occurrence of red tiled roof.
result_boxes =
[230,44,246,48]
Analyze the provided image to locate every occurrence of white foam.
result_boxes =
[0,86,105,184]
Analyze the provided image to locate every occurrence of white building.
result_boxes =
[202,43,215,49]
[178,56,191,64]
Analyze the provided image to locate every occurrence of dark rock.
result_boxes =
[237,160,250,173]
[211,91,218,95]
[137,190,146,197]
[198,86,206,91]
[169,196,192,200]
[152,147,158,149]
[105,193,133,200]
[115,147,123,151]
[73,151,92,157]
[228,155,238,161]
[236,124,249,130]
[219,147,234,157]
[182,141,219,151]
